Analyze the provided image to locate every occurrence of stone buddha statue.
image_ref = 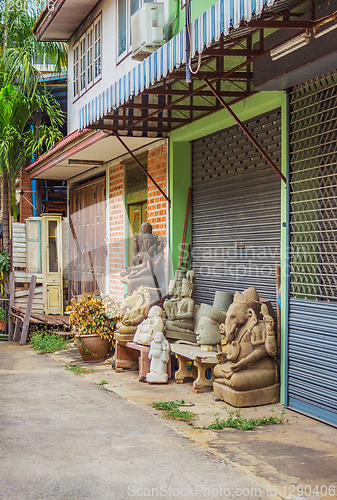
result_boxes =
[114,286,151,342]
[213,287,279,407]
[133,305,164,346]
[164,274,196,342]
[163,270,191,319]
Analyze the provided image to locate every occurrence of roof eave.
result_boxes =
[33,0,66,41]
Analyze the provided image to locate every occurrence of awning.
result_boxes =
[80,0,316,136]
[27,129,163,180]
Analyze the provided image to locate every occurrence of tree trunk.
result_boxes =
[2,173,10,252]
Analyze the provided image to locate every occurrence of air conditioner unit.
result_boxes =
[131,2,165,61]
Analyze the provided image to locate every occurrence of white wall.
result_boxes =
[67,0,170,134]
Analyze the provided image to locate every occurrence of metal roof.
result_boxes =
[80,0,314,136]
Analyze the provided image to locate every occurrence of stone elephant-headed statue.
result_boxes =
[213,287,279,407]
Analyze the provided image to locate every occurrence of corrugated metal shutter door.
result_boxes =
[288,72,337,426]
[192,109,281,306]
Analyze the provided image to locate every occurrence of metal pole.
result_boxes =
[204,79,286,183]
[111,131,171,206]
[185,0,191,83]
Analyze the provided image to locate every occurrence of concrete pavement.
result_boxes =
[1,341,336,500]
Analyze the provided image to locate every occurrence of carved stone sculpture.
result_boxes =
[163,270,190,319]
[165,273,196,342]
[133,305,164,346]
[114,286,151,342]
[213,287,279,407]
[146,331,170,384]
[196,291,233,346]
[120,222,164,302]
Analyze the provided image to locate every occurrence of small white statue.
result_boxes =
[146,331,170,384]
[133,305,164,346]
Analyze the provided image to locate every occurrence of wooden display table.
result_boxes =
[115,340,171,381]
[170,343,218,393]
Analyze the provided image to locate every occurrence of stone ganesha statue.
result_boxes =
[213,287,279,407]
[114,286,151,342]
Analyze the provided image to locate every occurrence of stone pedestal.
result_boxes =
[114,332,135,343]
[213,382,280,407]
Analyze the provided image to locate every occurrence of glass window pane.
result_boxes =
[48,221,59,273]
[131,0,139,16]
[118,0,126,57]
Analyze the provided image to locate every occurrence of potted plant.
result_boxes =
[0,303,7,332]
[67,293,121,362]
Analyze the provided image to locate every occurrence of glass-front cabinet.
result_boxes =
[42,214,63,314]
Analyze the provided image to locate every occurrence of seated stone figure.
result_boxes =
[165,274,196,342]
[114,286,151,342]
[120,222,164,301]
[163,270,190,319]
[213,287,279,407]
[133,305,164,346]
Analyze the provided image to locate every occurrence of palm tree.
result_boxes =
[0,77,64,250]
[0,1,67,252]
[0,1,67,70]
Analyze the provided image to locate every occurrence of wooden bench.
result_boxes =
[115,340,172,381]
[170,343,218,393]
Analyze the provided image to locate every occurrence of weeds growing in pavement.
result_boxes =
[152,400,197,424]
[99,380,108,385]
[64,364,96,375]
[201,407,287,431]
[30,328,71,354]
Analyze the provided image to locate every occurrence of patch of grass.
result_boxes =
[152,400,197,424]
[201,408,286,431]
[64,364,96,375]
[30,330,71,354]
[99,380,108,385]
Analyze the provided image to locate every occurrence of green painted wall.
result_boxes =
[169,91,289,403]
[169,141,191,272]
[169,0,217,37]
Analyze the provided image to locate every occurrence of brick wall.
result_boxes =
[147,144,168,290]
[108,163,125,301]
[147,144,168,238]
[19,166,33,222]
[108,143,168,300]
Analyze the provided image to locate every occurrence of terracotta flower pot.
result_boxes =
[75,334,110,363]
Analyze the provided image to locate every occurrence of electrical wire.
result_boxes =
[186,0,202,75]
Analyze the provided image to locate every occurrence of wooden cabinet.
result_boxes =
[42,214,63,314]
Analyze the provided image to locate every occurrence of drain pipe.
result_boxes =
[30,125,37,217]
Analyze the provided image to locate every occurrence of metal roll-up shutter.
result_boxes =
[288,72,337,426]
[192,109,281,307]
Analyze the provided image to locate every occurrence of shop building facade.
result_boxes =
[28,0,337,425]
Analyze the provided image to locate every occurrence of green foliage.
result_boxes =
[201,407,286,431]
[30,328,71,354]
[64,364,97,376]
[0,82,64,183]
[68,293,121,343]
[0,2,67,71]
[0,251,10,273]
[99,380,108,385]
[152,400,197,424]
